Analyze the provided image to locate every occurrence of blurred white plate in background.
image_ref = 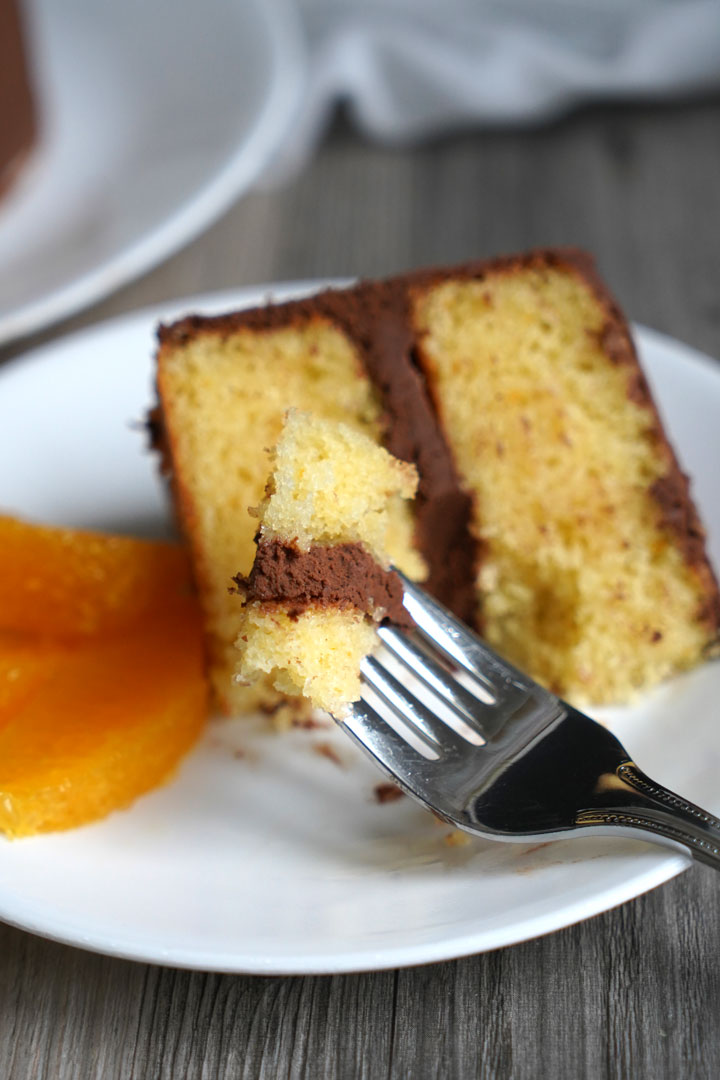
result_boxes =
[0,285,718,973]
[0,0,304,344]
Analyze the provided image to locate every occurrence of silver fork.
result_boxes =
[337,572,720,870]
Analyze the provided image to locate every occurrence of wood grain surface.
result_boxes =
[2,98,720,1080]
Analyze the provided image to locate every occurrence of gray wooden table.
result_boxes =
[1,100,719,1080]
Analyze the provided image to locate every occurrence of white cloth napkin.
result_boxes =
[268,0,720,179]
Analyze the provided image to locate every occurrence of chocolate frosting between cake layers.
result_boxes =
[316,283,478,624]
[234,539,412,628]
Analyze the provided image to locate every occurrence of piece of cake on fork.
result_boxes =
[233,411,420,717]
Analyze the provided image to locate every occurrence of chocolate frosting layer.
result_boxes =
[235,539,412,628]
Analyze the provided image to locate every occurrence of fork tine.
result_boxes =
[377,625,508,738]
[397,571,536,701]
[361,654,477,753]
[341,699,437,780]
[378,626,492,708]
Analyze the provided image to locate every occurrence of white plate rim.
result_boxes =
[0,853,688,974]
[0,0,306,346]
[1,287,719,974]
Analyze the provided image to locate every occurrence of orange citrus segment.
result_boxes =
[0,626,206,838]
[0,515,194,640]
[0,637,68,720]
[0,518,207,838]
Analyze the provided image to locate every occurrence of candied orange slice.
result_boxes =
[0,516,194,639]
[0,518,207,838]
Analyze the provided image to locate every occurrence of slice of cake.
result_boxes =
[153,249,720,708]
[234,411,417,716]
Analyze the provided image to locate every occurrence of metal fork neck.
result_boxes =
[576,763,720,871]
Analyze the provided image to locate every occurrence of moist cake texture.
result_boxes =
[154,248,720,709]
[234,412,417,716]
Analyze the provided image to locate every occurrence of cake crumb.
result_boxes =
[313,741,344,767]
[292,715,331,730]
[373,782,404,804]
[444,829,471,847]
[261,699,311,732]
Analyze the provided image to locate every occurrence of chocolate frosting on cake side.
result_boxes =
[234,539,412,628]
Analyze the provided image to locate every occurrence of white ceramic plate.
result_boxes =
[0,0,304,344]
[0,285,718,974]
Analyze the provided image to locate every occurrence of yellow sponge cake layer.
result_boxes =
[258,410,422,568]
[238,605,379,717]
[411,263,716,700]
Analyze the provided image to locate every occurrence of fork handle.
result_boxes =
[577,763,720,871]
